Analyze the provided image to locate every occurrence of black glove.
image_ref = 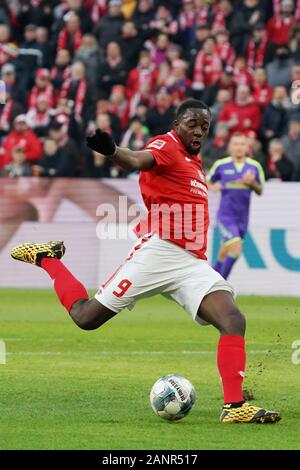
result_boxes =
[86,129,116,156]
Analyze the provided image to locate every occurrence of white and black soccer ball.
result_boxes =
[150,374,196,421]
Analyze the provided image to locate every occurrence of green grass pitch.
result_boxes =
[0,289,299,450]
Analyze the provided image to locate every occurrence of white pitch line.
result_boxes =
[6,349,283,357]
[2,338,281,346]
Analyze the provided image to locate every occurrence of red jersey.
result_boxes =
[135,130,209,260]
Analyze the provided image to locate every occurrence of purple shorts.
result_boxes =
[217,218,247,244]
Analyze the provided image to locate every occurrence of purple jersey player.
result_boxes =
[207,133,265,279]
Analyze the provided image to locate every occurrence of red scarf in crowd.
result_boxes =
[50,65,71,82]
[212,5,227,32]
[217,42,235,66]
[0,99,13,131]
[193,51,222,87]
[60,78,87,117]
[28,84,54,109]
[179,10,195,30]
[233,68,253,87]
[247,37,268,70]
[57,28,83,53]
[89,0,107,23]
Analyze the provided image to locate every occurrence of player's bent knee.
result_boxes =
[69,299,96,330]
[69,298,117,330]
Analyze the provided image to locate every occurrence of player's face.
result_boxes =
[229,136,248,159]
[175,109,210,155]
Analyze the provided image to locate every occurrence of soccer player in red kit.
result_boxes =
[11,99,281,423]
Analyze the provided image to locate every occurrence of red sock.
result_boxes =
[217,335,246,404]
[41,258,89,312]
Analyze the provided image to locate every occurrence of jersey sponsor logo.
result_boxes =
[224,169,235,175]
[146,139,166,150]
[185,157,192,162]
[190,179,207,193]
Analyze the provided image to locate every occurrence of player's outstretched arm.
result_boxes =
[86,129,155,172]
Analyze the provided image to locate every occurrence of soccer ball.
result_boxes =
[150,374,196,421]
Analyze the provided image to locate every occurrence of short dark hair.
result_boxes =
[176,99,211,120]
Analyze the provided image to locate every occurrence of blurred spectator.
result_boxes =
[166,42,183,65]
[145,87,175,135]
[2,146,32,177]
[192,37,223,96]
[230,0,267,55]
[188,23,211,64]
[0,41,19,70]
[246,130,266,166]
[0,114,42,170]
[57,12,83,55]
[149,3,179,38]
[84,0,107,25]
[147,33,170,67]
[233,56,253,87]
[261,85,290,147]
[202,66,235,106]
[210,88,232,122]
[83,112,117,177]
[267,0,300,48]
[288,63,300,121]
[216,0,237,33]
[75,34,101,87]
[109,85,129,129]
[0,1,10,24]
[266,138,294,181]
[1,62,27,106]
[179,0,196,48]
[126,49,158,100]
[0,24,11,66]
[164,59,191,104]
[82,147,112,178]
[98,41,127,98]
[50,49,72,93]
[216,29,235,68]
[33,136,76,177]
[93,99,122,142]
[119,20,145,70]
[194,0,214,28]
[121,115,150,151]
[201,122,230,170]
[18,24,43,88]
[281,119,300,180]
[26,94,52,137]
[132,0,155,34]
[132,99,149,125]
[266,45,294,87]
[36,27,54,69]
[16,0,54,34]
[60,61,95,126]
[59,62,94,131]
[48,119,80,174]
[53,0,93,35]
[245,22,269,71]
[252,67,273,109]
[28,68,54,110]
[0,84,24,137]
[289,23,300,61]
[218,84,261,135]
[94,0,124,49]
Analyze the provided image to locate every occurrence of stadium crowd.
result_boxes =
[0,0,299,180]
